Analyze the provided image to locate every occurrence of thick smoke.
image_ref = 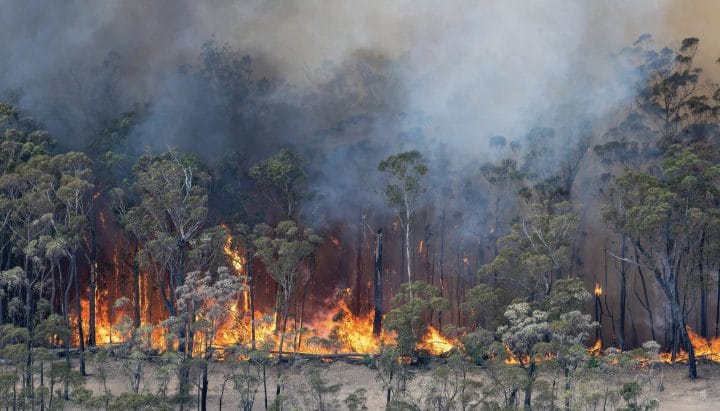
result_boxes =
[2,0,712,221]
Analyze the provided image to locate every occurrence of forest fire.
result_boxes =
[61,232,454,356]
[660,327,720,364]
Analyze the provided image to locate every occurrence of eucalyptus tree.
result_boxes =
[174,225,242,411]
[50,152,95,375]
[603,146,720,379]
[252,220,321,402]
[378,150,428,287]
[121,149,209,319]
[481,201,577,302]
[253,220,322,360]
[248,148,308,221]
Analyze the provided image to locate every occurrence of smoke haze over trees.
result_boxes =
[4,1,720,408]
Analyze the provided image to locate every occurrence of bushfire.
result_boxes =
[70,232,720,365]
[71,232,456,357]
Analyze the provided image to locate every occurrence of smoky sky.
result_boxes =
[2,0,718,222]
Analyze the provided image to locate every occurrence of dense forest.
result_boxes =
[3,2,720,410]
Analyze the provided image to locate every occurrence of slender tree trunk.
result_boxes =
[200,359,209,411]
[354,215,366,313]
[405,216,412,285]
[133,241,141,329]
[373,229,383,336]
[523,361,535,411]
[72,254,86,376]
[63,262,72,400]
[247,247,256,350]
[619,236,627,350]
[88,257,97,346]
[699,230,707,337]
[439,211,446,330]
[262,362,268,410]
[633,244,656,341]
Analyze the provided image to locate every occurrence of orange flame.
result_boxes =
[417,326,455,355]
[594,283,602,297]
[660,327,720,364]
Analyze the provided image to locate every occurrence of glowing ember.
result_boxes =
[594,283,602,296]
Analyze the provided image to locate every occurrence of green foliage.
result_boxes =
[546,278,592,320]
[378,150,428,214]
[249,148,308,219]
[481,201,577,300]
[462,283,504,329]
[461,327,495,365]
[296,362,342,411]
[384,281,448,356]
[422,351,481,410]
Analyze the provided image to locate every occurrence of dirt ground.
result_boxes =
[59,358,720,410]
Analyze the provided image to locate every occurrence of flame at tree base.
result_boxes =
[660,327,720,364]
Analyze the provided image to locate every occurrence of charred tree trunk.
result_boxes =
[72,254,86,376]
[699,230,707,337]
[63,261,72,400]
[247,247,256,350]
[633,244,656,342]
[373,229,383,337]
[354,214,366,314]
[200,359,209,411]
[87,255,97,347]
[132,241,141,329]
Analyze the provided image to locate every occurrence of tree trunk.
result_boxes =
[200,360,209,411]
[633,244,656,341]
[439,211,446,330]
[354,215,366,313]
[247,247,256,350]
[88,259,97,347]
[72,254,86,376]
[699,230,707,337]
[405,216,412,285]
[63,261,72,400]
[133,241,141,329]
[619,236,627,350]
[373,229,383,336]
[523,361,535,410]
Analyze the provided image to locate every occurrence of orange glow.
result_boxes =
[660,327,720,364]
[417,326,455,355]
[418,240,425,255]
[594,283,602,297]
[71,232,463,357]
[589,338,602,356]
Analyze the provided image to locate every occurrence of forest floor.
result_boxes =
[61,358,720,410]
